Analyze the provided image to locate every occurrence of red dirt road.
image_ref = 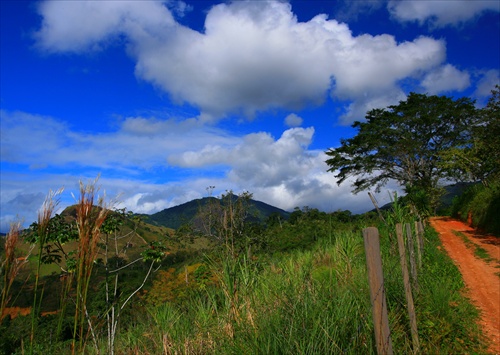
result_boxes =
[429,217,500,354]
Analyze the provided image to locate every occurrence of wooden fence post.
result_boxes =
[414,221,422,268]
[368,192,386,223]
[396,224,420,353]
[405,223,419,292]
[363,227,393,355]
[416,221,425,255]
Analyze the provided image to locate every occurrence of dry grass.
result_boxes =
[72,177,111,352]
[1,221,32,319]
[30,187,64,352]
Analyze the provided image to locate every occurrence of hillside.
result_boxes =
[13,207,181,277]
[1,194,488,354]
[140,196,290,230]
[59,205,175,246]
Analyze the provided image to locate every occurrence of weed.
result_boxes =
[452,230,494,263]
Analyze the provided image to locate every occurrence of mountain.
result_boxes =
[141,197,290,230]
[440,182,476,207]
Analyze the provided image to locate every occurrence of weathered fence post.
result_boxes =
[396,224,420,354]
[368,192,386,223]
[363,227,393,355]
[416,221,425,255]
[414,221,422,268]
[405,223,419,292]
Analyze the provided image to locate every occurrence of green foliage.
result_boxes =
[385,192,412,226]
[2,213,486,354]
[141,241,168,262]
[450,180,500,234]
[26,213,78,246]
[145,263,215,305]
[413,228,484,353]
[109,222,485,354]
[441,85,500,185]
[2,183,488,354]
[326,92,478,213]
[26,214,78,268]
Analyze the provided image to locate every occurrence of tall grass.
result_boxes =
[1,186,486,354]
[1,221,32,320]
[30,188,63,354]
[72,178,110,353]
[112,218,484,354]
[115,231,376,354]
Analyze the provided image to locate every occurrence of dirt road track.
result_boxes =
[429,217,500,354]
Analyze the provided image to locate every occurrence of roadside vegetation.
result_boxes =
[452,230,495,264]
[0,187,487,354]
[449,180,500,235]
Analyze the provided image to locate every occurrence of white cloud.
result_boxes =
[0,116,405,232]
[0,172,70,232]
[169,127,316,186]
[388,0,500,27]
[332,35,445,97]
[0,110,239,171]
[167,126,404,213]
[474,69,500,100]
[0,167,402,233]
[35,0,449,123]
[166,0,193,18]
[34,1,176,53]
[338,88,407,125]
[284,113,303,127]
[421,64,470,94]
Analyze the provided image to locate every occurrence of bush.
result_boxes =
[451,181,500,234]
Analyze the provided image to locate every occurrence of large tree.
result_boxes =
[479,85,500,183]
[440,85,500,186]
[325,93,478,211]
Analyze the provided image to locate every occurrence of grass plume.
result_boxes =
[1,220,31,320]
[72,176,110,353]
[30,187,63,353]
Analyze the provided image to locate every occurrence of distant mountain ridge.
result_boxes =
[140,197,291,230]
[371,182,475,212]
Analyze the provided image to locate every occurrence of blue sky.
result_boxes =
[1,0,499,232]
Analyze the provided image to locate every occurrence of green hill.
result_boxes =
[140,196,290,230]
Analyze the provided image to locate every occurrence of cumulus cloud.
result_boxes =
[167,126,403,212]
[167,0,193,18]
[169,127,315,186]
[35,0,450,123]
[474,69,500,100]
[0,172,69,232]
[388,0,500,27]
[0,191,46,232]
[34,1,176,52]
[0,115,404,232]
[421,64,470,94]
[284,113,303,127]
[338,88,407,125]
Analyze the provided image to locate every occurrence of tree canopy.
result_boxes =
[325,92,479,211]
[440,85,500,186]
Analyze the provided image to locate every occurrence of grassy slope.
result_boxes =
[113,220,485,354]
[2,209,486,354]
